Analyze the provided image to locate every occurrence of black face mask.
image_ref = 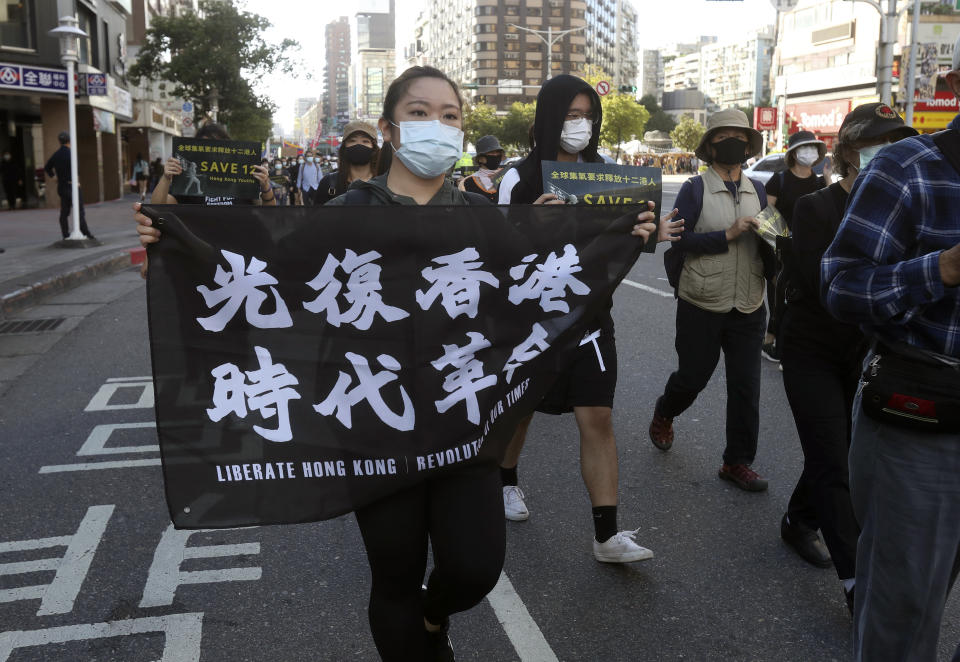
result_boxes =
[480,155,502,170]
[712,137,749,165]
[344,144,374,165]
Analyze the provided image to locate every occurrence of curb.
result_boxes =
[0,247,144,319]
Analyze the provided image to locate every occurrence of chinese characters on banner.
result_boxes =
[145,203,648,528]
[541,161,661,253]
[170,138,262,200]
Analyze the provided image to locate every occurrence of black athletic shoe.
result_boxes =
[780,514,832,568]
[844,584,855,615]
[424,618,455,662]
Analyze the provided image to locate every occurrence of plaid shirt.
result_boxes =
[822,113,960,358]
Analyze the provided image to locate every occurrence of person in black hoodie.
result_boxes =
[777,103,916,612]
[497,74,683,564]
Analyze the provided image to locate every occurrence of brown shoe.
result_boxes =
[718,464,768,491]
[649,407,674,451]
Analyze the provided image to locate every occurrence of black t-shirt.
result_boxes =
[765,170,825,229]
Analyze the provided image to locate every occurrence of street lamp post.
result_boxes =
[507,23,586,81]
[48,15,88,244]
[904,0,922,125]
[844,0,907,105]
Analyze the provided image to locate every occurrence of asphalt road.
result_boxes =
[2,183,959,661]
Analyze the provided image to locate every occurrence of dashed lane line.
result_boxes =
[621,279,673,298]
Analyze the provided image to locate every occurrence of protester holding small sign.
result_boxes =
[149,123,274,207]
[497,74,683,564]
[314,120,379,205]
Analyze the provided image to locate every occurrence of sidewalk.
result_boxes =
[0,193,144,320]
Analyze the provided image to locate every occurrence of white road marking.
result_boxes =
[621,278,674,298]
[77,422,158,455]
[0,612,204,661]
[486,571,560,662]
[85,379,154,411]
[106,376,153,382]
[0,505,113,616]
[39,459,161,473]
[140,525,262,608]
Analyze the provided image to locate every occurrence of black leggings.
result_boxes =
[355,463,505,661]
[781,343,860,580]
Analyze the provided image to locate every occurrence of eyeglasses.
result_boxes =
[565,112,595,122]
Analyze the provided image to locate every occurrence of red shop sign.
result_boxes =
[913,91,958,113]
[785,100,851,134]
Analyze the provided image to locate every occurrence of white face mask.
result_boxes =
[391,119,464,178]
[298,158,304,164]
[859,143,889,170]
[560,118,592,154]
[795,145,820,167]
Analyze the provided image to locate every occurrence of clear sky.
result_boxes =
[249,0,778,135]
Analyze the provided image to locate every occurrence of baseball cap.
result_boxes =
[341,120,378,143]
[840,103,918,141]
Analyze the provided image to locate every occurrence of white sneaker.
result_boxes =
[502,485,529,521]
[593,529,654,563]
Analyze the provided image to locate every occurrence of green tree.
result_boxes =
[599,93,649,158]
[462,102,502,148]
[670,115,707,152]
[501,101,537,151]
[129,0,299,142]
[638,93,676,133]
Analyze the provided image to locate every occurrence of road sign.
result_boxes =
[182,117,193,128]
[596,80,611,96]
[86,73,107,96]
[182,101,193,113]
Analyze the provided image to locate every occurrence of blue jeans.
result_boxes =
[850,353,960,661]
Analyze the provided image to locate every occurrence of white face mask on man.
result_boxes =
[560,118,592,154]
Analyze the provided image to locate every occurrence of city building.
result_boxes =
[0,0,139,209]
[699,27,775,109]
[352,0,396,123]
[772,0,886,147]
[662,89,708,125]
[640,49,663,103]
[584,0,638,92]
[323,17,350,134]
[124,0,197,184]
[663,50,701,93]
[417,0,588,111]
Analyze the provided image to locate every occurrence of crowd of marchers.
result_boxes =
[120,34,960,662]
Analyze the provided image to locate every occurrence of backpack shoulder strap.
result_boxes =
[690,175,704,222]
[750,176,769,209]
[933,129,960,177]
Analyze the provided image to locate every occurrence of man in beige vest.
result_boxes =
[648,109,775,491]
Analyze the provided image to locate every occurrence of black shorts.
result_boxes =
[537,328,617,414]
[135,173,147,181]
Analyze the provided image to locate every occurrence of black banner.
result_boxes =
[542,161,661,253]
[145,203,646,528]
[170,138,261,200]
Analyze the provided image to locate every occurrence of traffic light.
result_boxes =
[618,85,638,94]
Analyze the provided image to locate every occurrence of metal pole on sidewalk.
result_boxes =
[904,0,921,126]
[49,16,88,242]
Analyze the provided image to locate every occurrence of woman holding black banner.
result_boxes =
[496,74,683,564]
[135,67,659,662]
[148,122,276,207]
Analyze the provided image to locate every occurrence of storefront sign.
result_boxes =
[911,111,957,131]
[785,100,850,134]
[754,107,778,132]
[914,90,959,113]
[92,109,115,134]
[86,73,108,96]
[915,22,959,67]
[113,86,133,121]
[0,62,68,94]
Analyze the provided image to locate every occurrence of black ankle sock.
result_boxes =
[592,505,618,543]
[500,466,518,487]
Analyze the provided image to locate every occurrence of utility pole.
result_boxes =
[844,0,907,106]
[508,24,586,80]
[904,0,922,125]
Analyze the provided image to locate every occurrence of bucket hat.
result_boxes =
[785,130,827,165]
[695,108,763,162]
[475,135,503,155]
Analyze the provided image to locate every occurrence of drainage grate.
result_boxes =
[0,317,67,335]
